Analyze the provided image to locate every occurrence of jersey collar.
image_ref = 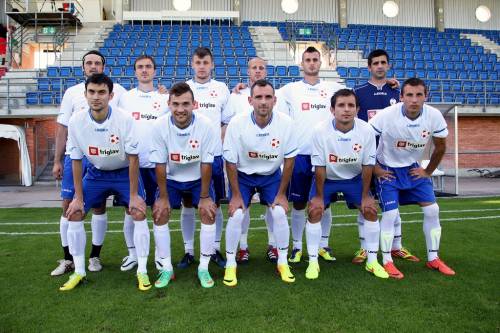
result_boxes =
[401,104,423,120]
[302,78,321,86]
[368,80,387,91]
[332,118,355,134]
[251,111,273,128]
[88,106,112,124]
[192,78,211,86]
[170,113,195,129]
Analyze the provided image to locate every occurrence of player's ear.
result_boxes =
[109,91,114,101]
[248,96,252,105]
[272,95,277,105]
[330,106,335,115]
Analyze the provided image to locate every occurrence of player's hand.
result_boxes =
[129,194,147,216]
[198,197,217,222]
[152,197,171,224]
[272,193,289,214]
[308,195,324,218]
[374,164,395,181]
[409,167,431,179]
[52,161,63,180]
[361,195,378,216]
[158,84,168,95]
[67,198,84,220]
[232,82,247,94]
[387,78,400,89]
[228,194,245,217]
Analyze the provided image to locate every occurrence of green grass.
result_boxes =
[0,197,499,332]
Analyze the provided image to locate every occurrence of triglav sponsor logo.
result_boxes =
[329,154,358,164]
[170,152,201,164]
[88,146,120,156]
[248,152,279,160]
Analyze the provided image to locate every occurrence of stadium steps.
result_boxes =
[249,26,296,66]
[335,50,366,68]
[58,22,116,67]
[461,33,500,59]
[0,70,38,111]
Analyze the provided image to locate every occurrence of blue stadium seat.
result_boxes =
[38,78,50,91]
[73,67,83,77]
[40,92,53,104]
[59,67,72,77]
[275,66,287,77]
[47,67,58,77]
[26,92,39,105]
[288,66,300,76]
[266,65,275,76]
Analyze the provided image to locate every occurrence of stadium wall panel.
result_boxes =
[444,0,500,30]
[131,0,231,12]
[347,0,434,27]
[240,0,337,23]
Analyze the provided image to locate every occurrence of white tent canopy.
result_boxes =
[0,124,32,186]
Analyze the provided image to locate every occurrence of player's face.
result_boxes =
[368,55,389,80]
[247,58,267,83]
[169,91,195,128]
[135,58,155,84]
[192,55,214,81]
[301,51,321,76]
[332,95,358,125]
[401,84,427,116]
[83,54,104,77]
[249,84,276,118]
[85,83,113,112]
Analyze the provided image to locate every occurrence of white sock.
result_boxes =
[422,203,441,262]
[91,213,107,246]
[59,215,69,247]
[214,207,223,251]
[291,208,305,250]
[123,213,136,258]
[67,221,86,275]
[357,212,365,250]
[225,209,244,268]
[200,223,216,270]
[306,221,321,262]
[133,219,150,273]
[271,206,290,265]
[265,207,275,247]
[364,219,380,264]
[320,207,332,248]
[392,213,402,251]
[380,209,398,264]
[239,209,250,250]
[153,223,172,271]
[181,207,195,255]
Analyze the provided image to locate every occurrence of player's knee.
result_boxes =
[362,208,378,222]
[92,205,106,215]
[131,211,146,221]
[270,205,286,222]
[68,211,84,222]
[307,207,322,223]
[61,199,71,216]
[153,216,168,226]
[200,210,215,225]
[422,202,439,218]
[231,209,245,224]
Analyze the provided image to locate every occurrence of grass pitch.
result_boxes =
[0,197,499,332]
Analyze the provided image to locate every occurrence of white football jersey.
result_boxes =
[187,79,231,155]
[68,107,138,170]
[149,113,218,183]
[311,118,376,180]
[223,110,298,176]
[369,102,448,168]
[224,87,252,118]
[118,88,169,168]
[57,82,127,154]
[276,80,345,155]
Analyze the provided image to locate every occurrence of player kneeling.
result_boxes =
[307,89,388,280]
[222,80,298,286]
[61,73,150,291]
[150,82,218,289]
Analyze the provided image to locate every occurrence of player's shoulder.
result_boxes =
[112,106,132,121]
[423,103,442,117]
[63,82,84,96]
[121,87,137,97]
[194,112,214,127]
[323,80,346,91]
[113,82,126,92]
[353,82,371,92]
[210,79,229,90]
[273,108,293,123]
[68,107,87,124]
[313,117,331,133]
[354,118,374,132]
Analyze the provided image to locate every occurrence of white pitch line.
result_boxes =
[1,215,499,236]
[1,208,500,226]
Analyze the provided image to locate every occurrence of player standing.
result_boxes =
[222,80,298,286]
[278,46,345,264]
[370,78,455,279]
[51,50,126,276]
[180,47,231,268]
[61,73,149,291]
[117,55,169,271]
[149,82,219,288]
[307,89,388,279]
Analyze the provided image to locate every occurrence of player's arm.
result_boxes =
[361,164,377,215]
[128,154,146,217]
[66,158,84,220]
[272,157,294,213]
[412,136,446,178]
[226,161,245,216]
[199,163,217,221]
[52,124,68,179]
[153,162,171,224]
[309,166,326,217]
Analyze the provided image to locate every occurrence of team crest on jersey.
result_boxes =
[110,134,120,144]
[421,130,431,138]
[270,138,280,148]
[390,98,397,105]
[152,101,161,111]
[209,90,218,98]
[329,154,358,164]
[352,143,362,152]
[319,90,328,98]
[189,139,200,149]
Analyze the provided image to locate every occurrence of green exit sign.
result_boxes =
[299,28,312,35]
[42,26,56,34]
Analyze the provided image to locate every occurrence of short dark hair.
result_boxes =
[401,77,428,95]
[367,49,390,66]
[302,46,320,59]
[82,50,105,67]
[192,47,213,61]
[85,73,113,93]
[133,55,156,70]
[250,79,274,96]
[331,89,359,108]
[169,82,194,101]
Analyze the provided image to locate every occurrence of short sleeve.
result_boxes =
[68,119,83,160]
[123,116,139,155]
[57,89,74,126]
[283,119,299,158]
[220,85,232,124]
[368,107,386,135]
[201,122,216,163]
[149,118,169,164]
[310,125,326,166]
[362,126,377,166]
[222,118,239,164]
[431,109,449,138]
